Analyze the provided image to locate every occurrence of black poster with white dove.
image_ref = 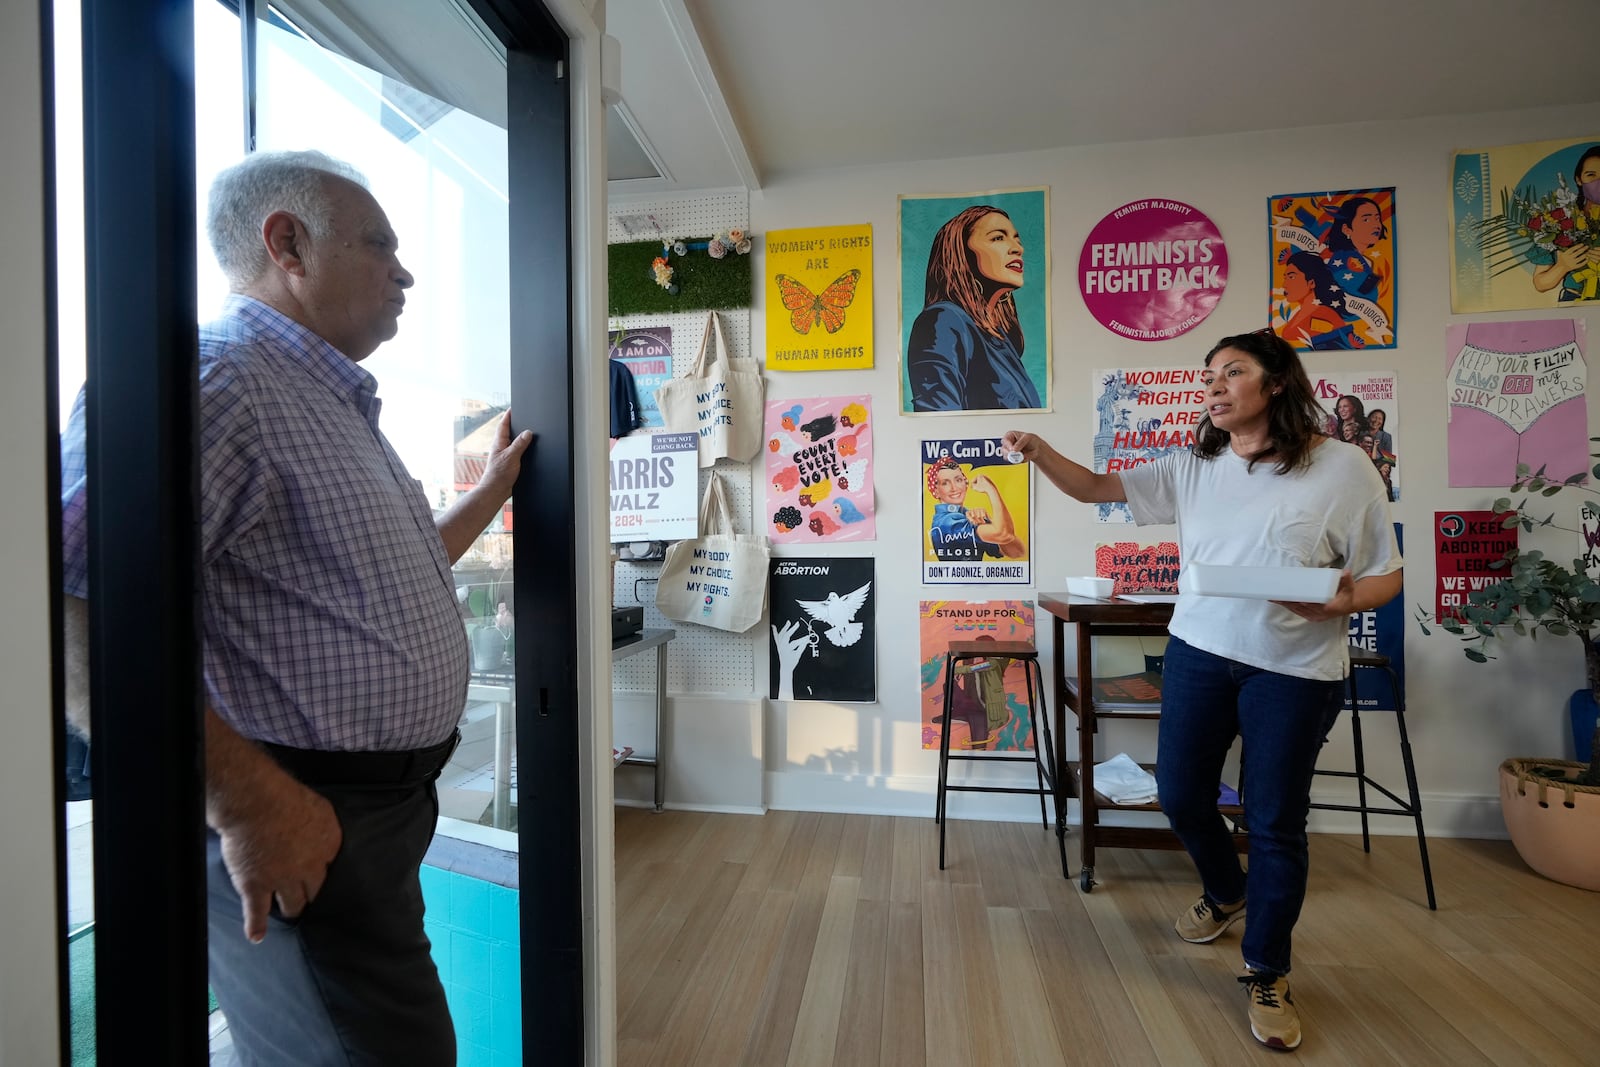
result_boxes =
[768,557,876,702]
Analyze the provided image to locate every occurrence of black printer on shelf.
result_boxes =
[611,604,643,644]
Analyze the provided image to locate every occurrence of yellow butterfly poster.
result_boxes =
[765,224,874,371]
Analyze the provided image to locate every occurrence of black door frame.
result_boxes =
[495,25,587,1067]
[79,0,209,1062]
[70,0,581,1061]
[464,2,585,1061]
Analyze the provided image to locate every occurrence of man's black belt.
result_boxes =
[262,730,461,789]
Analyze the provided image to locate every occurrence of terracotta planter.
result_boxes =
[1499,758,1600,891]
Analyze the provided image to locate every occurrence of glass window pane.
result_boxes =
[253,10,516,839]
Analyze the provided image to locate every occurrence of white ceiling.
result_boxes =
[610,0,1600,191]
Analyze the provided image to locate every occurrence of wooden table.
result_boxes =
[1037,593,1248,891]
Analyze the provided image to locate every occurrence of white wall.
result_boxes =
[739,101,1599,838]
[0,0,63,1060]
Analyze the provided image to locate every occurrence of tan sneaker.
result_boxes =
[1239,970,1301,1050]
[1174,893,1245,943]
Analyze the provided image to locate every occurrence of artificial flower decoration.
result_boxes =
[707,237,727,259]
[649,255,677,293]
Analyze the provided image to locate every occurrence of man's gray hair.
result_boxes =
[206,150,369,289]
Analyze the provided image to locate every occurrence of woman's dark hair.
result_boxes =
[1325,196,1387,252]
[924,204,1023,350]
[1285,250,1344,310]
[1193,330,1327,474]
[1575,145,1600,205]
[1368,407,1386,428]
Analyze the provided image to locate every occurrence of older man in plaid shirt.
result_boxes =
[61,150,531,1065]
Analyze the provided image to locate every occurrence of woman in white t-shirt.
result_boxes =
[1003,329,1402,1052]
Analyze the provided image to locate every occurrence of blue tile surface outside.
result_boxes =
[452,929,496,996]
[424,919,452,982]
[452,873,492,928]
[489,883,520,943]
[423,862,522,1063]
[491,994,524,1057]
[490,941,521,1002]
[419,863,450,903]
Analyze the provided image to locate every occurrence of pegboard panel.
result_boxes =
[608,190,753,379]
[610,191,761,696]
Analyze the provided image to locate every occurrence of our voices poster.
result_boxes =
[919,600,1035,751]
[1434,510,1518,622]
[1090,366,1204,523]
[763,395,875,544]
[920,438,1032,585]
[769,557,876,703]
[1268,187,1397,351]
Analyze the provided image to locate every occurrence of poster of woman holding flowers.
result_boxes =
[1530,145,1600,301]
[1451,136,1600,313]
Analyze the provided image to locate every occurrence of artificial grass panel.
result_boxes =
[608,240,752,315]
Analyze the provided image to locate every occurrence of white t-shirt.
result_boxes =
[1120,440,1402,681]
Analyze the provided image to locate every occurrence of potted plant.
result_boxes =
[1416,462,1600,891]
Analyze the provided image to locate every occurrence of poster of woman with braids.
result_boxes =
[1268,187,1397,351]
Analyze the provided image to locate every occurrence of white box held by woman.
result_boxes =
[1183,564,1340,603]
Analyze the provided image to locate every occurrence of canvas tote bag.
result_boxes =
[655,472,770,633]
[655,311,765,467]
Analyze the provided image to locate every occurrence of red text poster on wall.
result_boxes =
[1094,541,1180,594]
[1434,510,1518,621]
[1078,199,1228,342]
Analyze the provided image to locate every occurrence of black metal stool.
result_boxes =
[1310,645,1436,909]
[935,640,1058,870]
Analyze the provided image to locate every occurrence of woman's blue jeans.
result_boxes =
[1155,635,1343,976]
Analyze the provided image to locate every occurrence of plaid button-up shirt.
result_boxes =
[62,297,469,750]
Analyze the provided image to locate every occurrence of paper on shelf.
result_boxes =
[1091,752,1159,805]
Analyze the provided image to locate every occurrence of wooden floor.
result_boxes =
[614,807,1600,1066]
